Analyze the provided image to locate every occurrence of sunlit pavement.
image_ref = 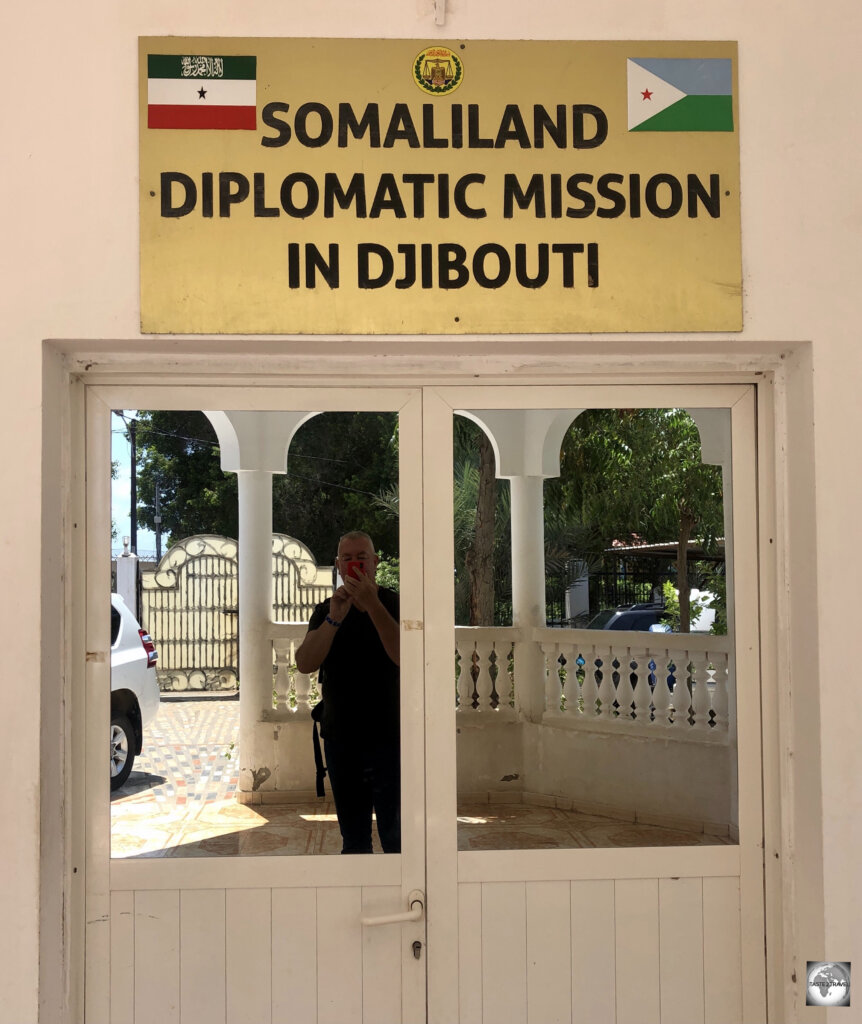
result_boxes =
[110,694,734,858]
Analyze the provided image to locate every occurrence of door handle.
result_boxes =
[361,889,424,927]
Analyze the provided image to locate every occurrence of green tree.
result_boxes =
[134,411,238,539]
[553,409,724,632]
[133,410,400,564]
[273,412,399,562]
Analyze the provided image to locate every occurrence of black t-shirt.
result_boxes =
[308,587,400,748]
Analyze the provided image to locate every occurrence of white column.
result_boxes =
[238,469,275,791]
[510,474,547,722]
[114,539,138,614]
[204,410,321,797]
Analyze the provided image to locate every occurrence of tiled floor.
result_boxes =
[110,696,734,859]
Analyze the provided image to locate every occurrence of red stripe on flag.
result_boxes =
[148,105,257,130]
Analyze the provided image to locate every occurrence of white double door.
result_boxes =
[84,382,766,1023]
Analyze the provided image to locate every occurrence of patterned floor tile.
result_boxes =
[110,696,736,858]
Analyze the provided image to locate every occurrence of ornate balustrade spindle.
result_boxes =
[628,646,648,722]
[649,648,674,727]
[710,651,730,731]
[690,652,712,731]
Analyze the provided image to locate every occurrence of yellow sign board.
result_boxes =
[139,38,740,334]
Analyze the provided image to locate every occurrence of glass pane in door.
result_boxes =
[452,406,739,852]
[109,408,403,858]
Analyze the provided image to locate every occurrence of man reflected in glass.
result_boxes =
[296,531,401,854]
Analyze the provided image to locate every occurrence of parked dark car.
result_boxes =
[586,602,670,631]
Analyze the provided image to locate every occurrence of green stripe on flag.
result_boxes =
[147,54,256,80]
[630,95,733,132]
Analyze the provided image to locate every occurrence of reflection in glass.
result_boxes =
[110,410,401,858]
[454,407,738,852]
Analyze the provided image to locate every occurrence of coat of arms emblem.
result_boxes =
[413,46,463,95]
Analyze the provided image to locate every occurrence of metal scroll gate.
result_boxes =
[141,533,332,692]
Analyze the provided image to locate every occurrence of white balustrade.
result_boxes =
[628,646,649,723]
[541,639,562,712]
[529,627,731,740]
[270,622,315,714]
[649,648,675,727]
[266,621,730,738]
[455,627,520,714]
[710,652,730,730]
[689,652,713,732]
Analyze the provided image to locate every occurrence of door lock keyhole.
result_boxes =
[412,940,422,959]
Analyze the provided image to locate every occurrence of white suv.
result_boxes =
[110,594,160,790]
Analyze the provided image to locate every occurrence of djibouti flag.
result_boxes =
[147,54,257,130]
[627,58,733,132]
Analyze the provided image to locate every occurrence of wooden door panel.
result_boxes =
[480,882,528,1023]
[109,891,135,1024]
[226,888,272,1024]
[272,888,318,1024]
[570,880,616,1023]
[361,886,404,1023]
[181,890,226,1021]
[703,877,743,1024]
[659,877,706,1024]
[526,880,572,1024]
[134,890,181,1023]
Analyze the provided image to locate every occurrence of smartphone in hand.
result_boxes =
[345,560,365,579]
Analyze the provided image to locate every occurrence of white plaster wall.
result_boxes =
[3,1,860,1020]
[523,725,733,831]
[457,718,731,829]
[457,719,523,795]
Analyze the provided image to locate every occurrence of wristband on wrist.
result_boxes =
[325,614,342,628]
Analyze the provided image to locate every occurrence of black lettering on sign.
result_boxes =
[254,173,279,217]
[645,173,683,218]
[260,102,291,148]
[473,243,510,288]
[571,105,608,149]
[280,173,319,218]
[201,172,214,218]
[566,174,596,219]
[383,104,421,148]
[503,174,546,218]
[218,173,249,217]
[514,243,549,287]
[287,243,340,288]
[358,243,394,288]
[395,244,416,289]
[551,243,584,287]
[495,105,530,148]
[324,173,368,218]
[294,102,333,148]
[595,174,625,219]
[438,244,469,288]
[402,174,435,218]
[454,174,487,218]
[369,175,408,218]
[688,174,721,217]
[161,172,196,217]
[338,103,381,147]
[534,106,567,148]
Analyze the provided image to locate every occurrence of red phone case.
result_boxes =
[345,560,363,579]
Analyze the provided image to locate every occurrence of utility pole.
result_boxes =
[154,475,163,561]
[129,417,137,555]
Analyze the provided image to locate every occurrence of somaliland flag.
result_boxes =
[147,54,257,130]
[627,58,733,132]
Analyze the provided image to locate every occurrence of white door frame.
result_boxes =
[421,383,766,1023]
[82,384,428,1024]
[51,348,804,1023]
